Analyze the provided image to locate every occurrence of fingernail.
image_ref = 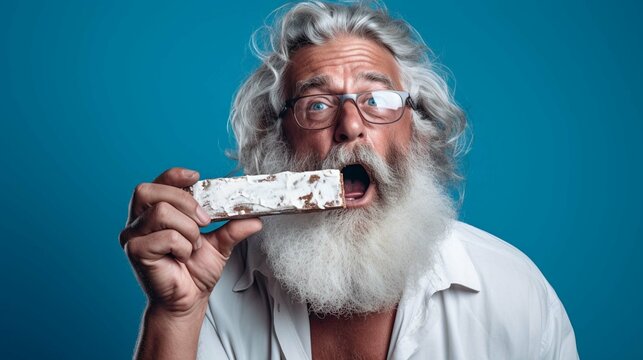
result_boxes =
[196,205,210,224]
[182,169,198,178]
[195,237,203,250]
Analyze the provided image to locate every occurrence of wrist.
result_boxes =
[135,300,208,360]
[145,298,209,324]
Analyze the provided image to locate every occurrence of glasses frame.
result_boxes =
[280,90,416,130]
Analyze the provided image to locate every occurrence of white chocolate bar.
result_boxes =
[186,169,345,221]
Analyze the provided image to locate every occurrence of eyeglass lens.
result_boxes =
[294,90,405,129]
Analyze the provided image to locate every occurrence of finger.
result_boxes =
[125,229,193,264]
[184,244,229,293]
[204,218,263,257]
[130,182,211,226]
[153,167,200,188]
[122,201,203,250]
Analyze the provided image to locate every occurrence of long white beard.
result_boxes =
[257,137,455,316]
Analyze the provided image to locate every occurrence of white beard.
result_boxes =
[257,137,455,316]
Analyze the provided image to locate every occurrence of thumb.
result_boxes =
[204,218,263,257]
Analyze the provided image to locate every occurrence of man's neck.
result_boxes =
[309,307,397,360]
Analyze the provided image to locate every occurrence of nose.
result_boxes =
[333,99,365,143]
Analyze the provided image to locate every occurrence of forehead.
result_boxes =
[285,36,402,96]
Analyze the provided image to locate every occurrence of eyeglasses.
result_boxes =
[280,90,416,130]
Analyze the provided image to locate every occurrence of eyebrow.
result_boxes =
[294,75,330,97]
[356,72,396,89]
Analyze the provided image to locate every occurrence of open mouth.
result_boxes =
[341,164,371,201]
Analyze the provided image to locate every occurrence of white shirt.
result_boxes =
[197,221,578,359]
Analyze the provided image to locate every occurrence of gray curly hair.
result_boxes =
[228,1,468,186]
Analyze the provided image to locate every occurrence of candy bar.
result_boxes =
[186,169,345,221]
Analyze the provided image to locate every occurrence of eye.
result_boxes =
[309,102,329,111]
[366,97,378,106]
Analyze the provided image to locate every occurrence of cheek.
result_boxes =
[284,124,333,157]
[283,122,299,147]
[399,120,413,147]
[381,117,413,153]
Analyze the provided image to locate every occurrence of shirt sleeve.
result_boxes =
[539,286,579,360]
[196,305,230,360]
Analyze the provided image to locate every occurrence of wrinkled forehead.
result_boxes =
[284,36,403,98]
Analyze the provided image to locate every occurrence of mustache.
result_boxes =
[289,144,395,187]
[322,144,395,188]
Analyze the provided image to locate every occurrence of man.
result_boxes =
[120,2,578,359]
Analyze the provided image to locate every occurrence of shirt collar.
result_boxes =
[233,235,270,292]
[233,221,482,294]
[427,226,482,294]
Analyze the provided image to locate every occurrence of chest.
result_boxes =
[309,310,397,360]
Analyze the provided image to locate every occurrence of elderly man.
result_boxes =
[120,2,578,359]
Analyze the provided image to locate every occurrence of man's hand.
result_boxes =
[120,167,262,359]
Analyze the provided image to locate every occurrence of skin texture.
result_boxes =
[310,309,398,360]
[285,36,413,359]
[120,168,262,360]
[122,36,413,360]
[283,36,414,209]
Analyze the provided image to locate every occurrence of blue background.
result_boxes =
[1,0,641,358]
